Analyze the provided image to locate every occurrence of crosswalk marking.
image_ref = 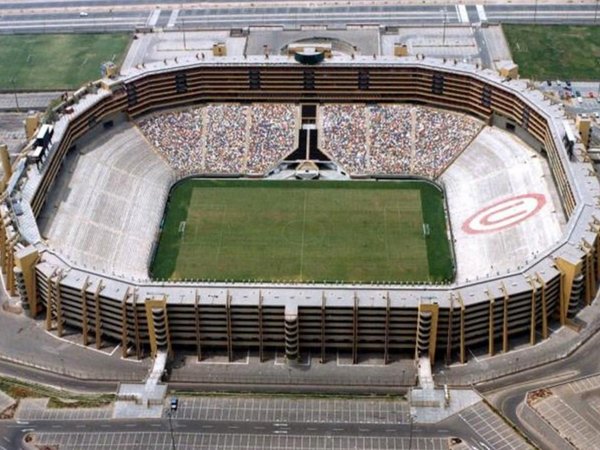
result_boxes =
[146,9,161,27]
[456,4,470,23]
[476,5,487,22]
[167,9,179,28]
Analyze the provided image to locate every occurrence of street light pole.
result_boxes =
[595,0,599,24]
[408,413,414,450]
[441,7,447,46]
[534,0,539,25]
[10,79,19,112]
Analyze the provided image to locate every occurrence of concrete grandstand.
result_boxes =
[1,52,599,367]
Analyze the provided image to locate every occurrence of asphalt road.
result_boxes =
[0,3,599,33]
[477,318,600,450]
[0,415,487,450]
[0,359,119,394]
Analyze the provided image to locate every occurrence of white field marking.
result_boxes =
[167,9,179,28]
[178,221,186,233]
[299,191,308,280]
[457,4,469,23]
[336,350,386,367]
[196,349,250,365]
[476,5,487,21]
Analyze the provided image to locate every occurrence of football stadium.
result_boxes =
[2,48,599,366]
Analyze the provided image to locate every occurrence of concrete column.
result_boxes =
[45,270,57,331]
[487,291,495,357]
[80,277,90,346]
[54,273,64,338]
[352,294,358,365]
[445,295,454,365]
[195,290,202,361]
[501,283,509,353]
[132,291,141,359]
[94,281,104,349]
[384,291,391,365]
[258,291,264,363]
[536,274,549,340]
[528,277,537,346]
[226,292,233,362]
[320,292,326,364]
[120,289,130,358]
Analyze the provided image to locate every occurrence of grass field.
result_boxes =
[151,180,454,284]
[504,25,600,80]
[0,34,130,90]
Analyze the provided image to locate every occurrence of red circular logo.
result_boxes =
[462,193,546,235]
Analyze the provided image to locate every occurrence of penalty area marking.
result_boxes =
[462,193,546,235]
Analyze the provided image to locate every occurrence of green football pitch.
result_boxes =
[151,180,454,284]
[0,33,130,90]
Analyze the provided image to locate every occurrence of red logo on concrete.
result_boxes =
[462,193,546,235]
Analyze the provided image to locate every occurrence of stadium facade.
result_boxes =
[3,54,599,365]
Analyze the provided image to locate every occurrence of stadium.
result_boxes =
[2,48,599,367]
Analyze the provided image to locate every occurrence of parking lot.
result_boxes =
[32,432,451,450]
[533,394,599,449]
[165,396,410,424]
[567,374,600,394]
[458,403,532,450]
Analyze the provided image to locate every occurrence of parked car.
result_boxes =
[170,398,178,411]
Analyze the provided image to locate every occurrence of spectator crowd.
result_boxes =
[138,102,481,179]
[320,104,483,178]
[138,109,203,175]
[137,104,298,176]
[320,104,369,174]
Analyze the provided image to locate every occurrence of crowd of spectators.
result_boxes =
[246,104,297,174]
[319,104,483,177]
[320,104,369,174]
[137,104,298,176]
[369,104,413,174]
[412,108,482,178]
[137,109,203,175]
[138,103,480,179]
[203,104,248,173]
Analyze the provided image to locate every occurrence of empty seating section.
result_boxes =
[137,104,299,176]
[39,123,175,279]
[319,104,483,177]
